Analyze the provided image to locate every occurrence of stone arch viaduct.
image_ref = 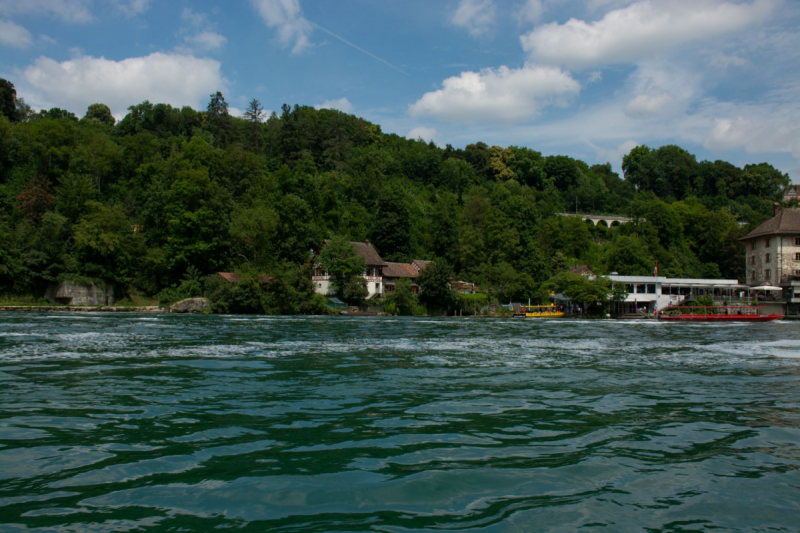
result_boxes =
[558,213,636,227]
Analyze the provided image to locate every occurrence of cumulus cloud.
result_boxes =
[406,127,438,144]
[0,0,93,23]
[409,65,580,123]
[249,0,313,53]
[0,20,33,48]
[19,52,225,118]
[452,0,496,37]
[521,0,776,69]
[314,98,354,113]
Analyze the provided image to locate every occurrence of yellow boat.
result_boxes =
[513,304,565,318]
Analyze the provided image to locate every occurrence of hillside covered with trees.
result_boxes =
[0,78,791,313]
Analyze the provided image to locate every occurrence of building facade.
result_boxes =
[312,241,431,300]
[739,206,800,286]
[312,240,387,299]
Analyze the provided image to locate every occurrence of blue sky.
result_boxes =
[1,0,798,180]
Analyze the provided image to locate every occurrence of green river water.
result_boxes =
[0,313,799,532]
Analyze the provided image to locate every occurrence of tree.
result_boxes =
[317,236,366,304]
[370,187,411,261]
[545,272,613,315]
[0,79,19,123]
[73,202,142,284]
[83,103,115,126]
[243,98,265,151]
[17,176,55,221]
[206,91,234,147]
[385,278,416,315]
[417,260,457,315]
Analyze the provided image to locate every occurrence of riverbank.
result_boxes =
[0,305,164,313]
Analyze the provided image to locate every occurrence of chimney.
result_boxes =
[774,202,781,216]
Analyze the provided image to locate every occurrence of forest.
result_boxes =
[0,78,792,313]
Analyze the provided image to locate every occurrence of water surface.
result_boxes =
[1,313,799,532]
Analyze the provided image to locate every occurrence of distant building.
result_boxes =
[603,275,745,316]
[451,280,479,294]
[739,205,800,286]
[311,241,431,299]
[568,265,594,277]
[784,184,800,202]
[383,261,422,294]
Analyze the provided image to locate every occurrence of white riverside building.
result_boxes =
[565,275,747,316]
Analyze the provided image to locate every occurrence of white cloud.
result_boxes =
[0,0,93,23]
[181,7,207,27]
[587,71,602,84]
[178,9,226,53]
[249,0,313,53]
[595,139,639,165]
[521,0,776,69]
[0,19,33,48]
[409,65,580,123]
[114,0,152,17]
[705,116,800,159]
[183,31,227,52]
[518,0,545,24]
[623,61,700,118]
[625,93,673,117]
[452,0,496,37]
[19,52,225,118]
[314,98,354,113]
[407,127,437,143]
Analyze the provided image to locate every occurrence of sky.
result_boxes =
[1,0,798,180]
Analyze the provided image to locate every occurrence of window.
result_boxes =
[795,237,800,246]
[751,271,756,282]
[750,256,755,265]
[796,253,800,261]
[766,253,771,263]
[646,284,656,294]
[751,242,756,250]
[765,238,771,247]
[765,269,771,280]
[375,283,380,291]
[386,284,395,293]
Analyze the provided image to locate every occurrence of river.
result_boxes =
[1,313,799,532]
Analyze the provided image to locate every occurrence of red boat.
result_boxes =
[657,305,783,322]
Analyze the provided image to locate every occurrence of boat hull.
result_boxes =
[659,314,783,322]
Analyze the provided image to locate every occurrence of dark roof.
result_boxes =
[217,272,242,283]
[740,207,800,240]
[412,260,433,271]
[568,265,594,276]
[383,262,419,279]
[322,240,387,266]
[216,272,273,284]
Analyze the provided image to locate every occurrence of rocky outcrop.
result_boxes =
[169,298,211,314]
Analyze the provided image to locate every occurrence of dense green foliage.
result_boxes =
[0,78,791,313]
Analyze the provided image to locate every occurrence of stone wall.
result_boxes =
[45,282,115,306]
